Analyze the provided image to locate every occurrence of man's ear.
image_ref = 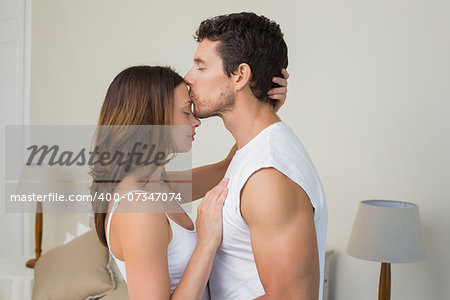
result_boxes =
[232,63,252,91]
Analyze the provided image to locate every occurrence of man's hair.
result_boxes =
[194,12,288,107]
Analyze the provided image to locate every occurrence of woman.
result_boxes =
[90,66,288,299]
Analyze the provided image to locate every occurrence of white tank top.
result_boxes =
[105,190,210,299]
[209,121,328,300]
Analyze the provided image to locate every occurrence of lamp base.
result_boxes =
[27,204,43,269]
[25,257,38,269]
[378,262,391,300]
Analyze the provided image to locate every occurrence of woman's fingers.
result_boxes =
[212,177,228,189]
[268,86,287,98]
[201,178,229,208]
[281,68,289,80]
[215,187,229,211]
[270,76,286,89]
[269,86,287,95]
[208,178,229,209]
[196,178,229,249]
[212,178,229,197]
[269,93,285,101]
[270,68,288,89]
[268,68,288,106]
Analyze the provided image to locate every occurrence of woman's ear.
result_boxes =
[233,63,252,91]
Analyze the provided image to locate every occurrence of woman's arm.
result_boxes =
[171,178,229,299]
[114,210,218,300]
[191,143,237,200]
[114,208,172,299]
[114,181,228,300]
[166,143,236,201]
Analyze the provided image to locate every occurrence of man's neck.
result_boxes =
[221,94,281,150]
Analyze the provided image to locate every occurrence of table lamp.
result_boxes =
[15,164,62,268]
[346,200,425,300]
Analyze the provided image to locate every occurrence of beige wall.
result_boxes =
[30,0,450,299]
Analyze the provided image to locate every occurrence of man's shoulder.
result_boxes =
[241,167,311,224]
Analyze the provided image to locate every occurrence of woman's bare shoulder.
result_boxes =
[108,186,171,251]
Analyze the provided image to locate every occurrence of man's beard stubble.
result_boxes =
[192,89,235,119]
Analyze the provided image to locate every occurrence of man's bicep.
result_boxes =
[241,168,320,298]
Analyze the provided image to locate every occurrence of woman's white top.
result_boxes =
[106,189,210,299]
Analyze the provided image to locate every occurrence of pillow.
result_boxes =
[101,280,129,300]
[108,254,124,284]
[32,229,115,300]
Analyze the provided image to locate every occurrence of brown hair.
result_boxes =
[90,66,184,247]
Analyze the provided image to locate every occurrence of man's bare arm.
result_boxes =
[241,167,320,299]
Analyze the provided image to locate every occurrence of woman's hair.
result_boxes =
[90,65,184,247]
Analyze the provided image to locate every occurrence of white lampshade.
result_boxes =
[346,200,425,263]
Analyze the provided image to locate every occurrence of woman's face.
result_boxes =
[171,83,201,152]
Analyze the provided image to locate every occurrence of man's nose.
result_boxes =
[184,68,193,85]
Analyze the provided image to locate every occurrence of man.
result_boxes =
[185,12,328,300]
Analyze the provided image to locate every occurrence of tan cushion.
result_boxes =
[101,280,129,300]
[108,255,124,283]
[32,229,115,300]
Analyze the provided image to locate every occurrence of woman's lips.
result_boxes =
[187,133,196,141]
